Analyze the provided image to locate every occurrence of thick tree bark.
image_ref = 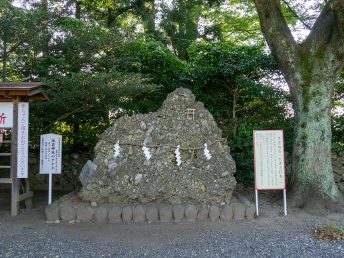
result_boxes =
[254,0,344,208]
[75,1,81,19]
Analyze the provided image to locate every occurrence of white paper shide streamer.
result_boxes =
[175,145,182,166]
[142,145,152,160]
[113,140,120,158]
[203,143,212,160]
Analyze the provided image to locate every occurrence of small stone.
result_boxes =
[185,205,198,222]
[159,205,173,222]
[76,206,95,222]
[245,205,256,220]
[220,204,233,220]
[79,160,98,186]
[60,205,76,222]
[233,203,245,220]
[209,206,220,222]
[71,153,80,159]
[221,171,229,177]
[133,205,146,223]
[146,205,158,222]
[173,205,185,222]
[54,220,61,224]
[197,205,209,221]
[94,207,108,223]
[91,201,98,207]
[108,206,122,223]
[135,174,143,185]
[122,206,133,223]
[140,121,147,130]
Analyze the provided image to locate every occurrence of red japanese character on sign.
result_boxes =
[0,113,7,125]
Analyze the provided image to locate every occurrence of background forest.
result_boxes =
[1,0,343,186]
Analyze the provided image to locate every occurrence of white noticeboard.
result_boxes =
[17,103,29,179]
[40,133,62,205]
[254,130,286,190]
[253,130,287,216]
[0,102,14,128]
[40,134,62,174]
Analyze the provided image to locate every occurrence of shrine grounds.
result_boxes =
[1,189,344,258]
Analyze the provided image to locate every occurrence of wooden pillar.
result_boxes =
[11,99,19,216]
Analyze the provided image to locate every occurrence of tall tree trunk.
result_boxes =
[290,78,342,208]
[2,38,7,82]
[75,1,81,19]
[253,0,344,210]
[40,0,50,58]
[139,0,156,35]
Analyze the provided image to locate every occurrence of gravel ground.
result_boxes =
[1,190,344,258]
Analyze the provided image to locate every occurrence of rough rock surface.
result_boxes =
[79,88,236,205]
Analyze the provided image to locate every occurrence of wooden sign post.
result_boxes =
[253,130,287,216]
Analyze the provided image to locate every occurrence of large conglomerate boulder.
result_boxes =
[79,88,236,205]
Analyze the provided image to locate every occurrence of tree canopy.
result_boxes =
[0,0,343,202]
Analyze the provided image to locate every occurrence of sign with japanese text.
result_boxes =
[253,130,286,190]
[40,134,62,174]
[0,103,13,128]
[17,102,29,178]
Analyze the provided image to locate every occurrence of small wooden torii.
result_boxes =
[0,82,49,216]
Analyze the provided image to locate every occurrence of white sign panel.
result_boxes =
[0,102,13,128]
[254,130,286,190]
[17,102,29,178]
[40,134,62,174]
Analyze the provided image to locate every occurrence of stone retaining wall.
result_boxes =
[45,195,255,223]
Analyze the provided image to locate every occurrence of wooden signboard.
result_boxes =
[253,130,287,216]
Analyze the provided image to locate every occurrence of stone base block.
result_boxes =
[45,202,60,221]
[133,205,145,223]
[159,205,173,222]
[76,205,95,222]
[220,204,233,221]
[245,205,256,220]
[185,205,197,222]
[122,206,133,223]
[209,206,220,222]
[146,205,158,222]
[46,199,256,224]
[233,203,245,220]
[60,205,76,222]
[108,207,122,223]
[173,205,185,222]
[94,206,108,223]
[197,205,209,221]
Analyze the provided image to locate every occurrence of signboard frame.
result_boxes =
[39,133,62,175]
[17,102,29,179]
[0,102,14,128]
[39,133,62,204]
[253,130,287,216]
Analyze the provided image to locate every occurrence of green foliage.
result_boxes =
[4,0,342,188]
[30,70,156,152]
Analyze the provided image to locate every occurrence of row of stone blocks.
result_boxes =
[46,202,256,223]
